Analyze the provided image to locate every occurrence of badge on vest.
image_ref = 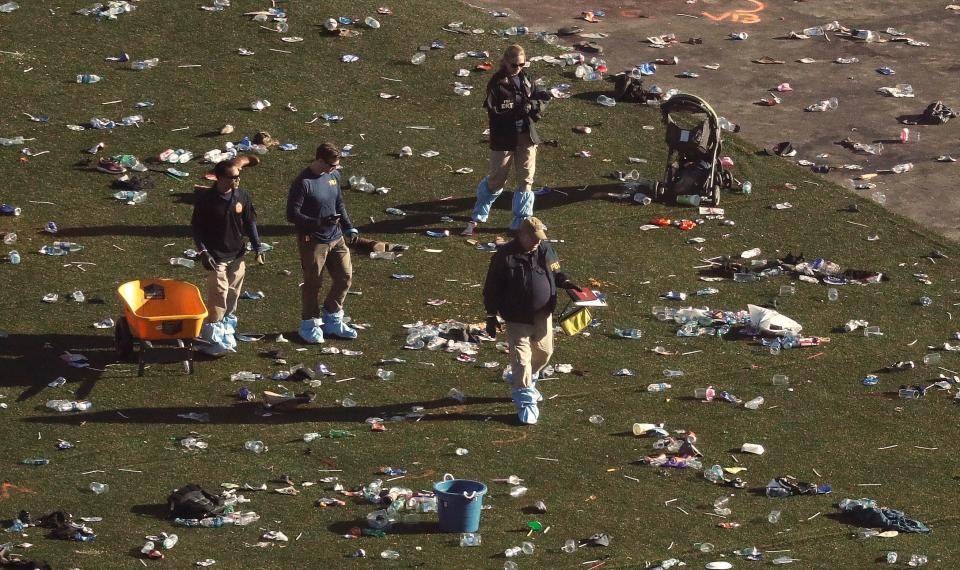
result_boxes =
[328,178,337,186]
[235,202,243,214]
[501,101,514,110]
[549,261,561,271]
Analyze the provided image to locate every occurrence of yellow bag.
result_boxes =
[559,306,592,336]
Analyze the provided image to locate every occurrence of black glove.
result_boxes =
[485,316,500,338]
[199,251,217,271]
[560,280,583,292]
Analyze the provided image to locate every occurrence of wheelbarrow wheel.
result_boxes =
[115,317,134,361]
[711,185,720,206]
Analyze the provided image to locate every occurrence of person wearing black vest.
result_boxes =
[482,217,581,424]
[462,45,552,237]
[191,157,264,355]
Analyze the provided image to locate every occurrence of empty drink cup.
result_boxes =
[922,353,941,365]
[864,325,882,337]
[768,509,782,523]
[772,374,790,386]
[827,288,839,301]
[779,285,795,296]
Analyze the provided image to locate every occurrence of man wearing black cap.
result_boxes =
[482,217,581,424]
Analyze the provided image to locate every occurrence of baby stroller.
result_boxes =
[654,93,732,206]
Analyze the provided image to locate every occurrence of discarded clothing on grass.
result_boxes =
[839,500,931,533]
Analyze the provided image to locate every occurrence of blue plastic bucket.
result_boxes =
[432,473,488,533]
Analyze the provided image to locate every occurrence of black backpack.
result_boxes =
[922,101,958,124]
[614,73,646,102]
[167,484,225,519]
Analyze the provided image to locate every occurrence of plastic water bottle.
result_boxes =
[369,251,397,260]
[364,16,380,29]
[718,116,740,133]
[411,52,426,65]
[0,2,20,13]
[130,58,159,71]
[380,550,400,560]
[0,202,22,213]
[509,485,528,497]
[76,74,102,84]
[243,440,265,453]
[385,207,406,216]
[460,532,481,547]
[3,232,16,245]
[647,383,671,392]
[455,447,469,456]
[21,458,50,465]
[89,482,109,494]
[907,554,927,567]
[768,509,782,523]
[662,369,684,378]
[200,516,226,528]
[170,257,195,268]
[8,250,20,264]
[886,552,898,564]
[740,181,752,194]
[614,328,642,339]
[230,371,262,382]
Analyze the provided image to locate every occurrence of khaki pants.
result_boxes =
[298,236,352,320]
[505,311,554,389]
[488,130,537,192]
[205,257,245,323]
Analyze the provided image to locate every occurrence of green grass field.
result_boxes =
[1,2,958,568]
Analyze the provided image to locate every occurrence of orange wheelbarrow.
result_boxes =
[115,279,208,376]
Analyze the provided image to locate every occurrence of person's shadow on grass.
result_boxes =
[21,397,518,426]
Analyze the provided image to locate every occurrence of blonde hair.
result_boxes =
[500,44,525,68]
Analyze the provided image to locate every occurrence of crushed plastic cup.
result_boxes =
[827,288,839,301]
[863,325,883,337]
[922,353,941,365]
[772,374,790,386]
[596,95,616,107]
[740,443,765,455]
[89,482,109,494]
[768,509,782,523]
[411,52,426,65]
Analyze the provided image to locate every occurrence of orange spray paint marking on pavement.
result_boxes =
[703,0,767,24]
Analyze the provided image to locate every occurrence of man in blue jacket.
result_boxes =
[286,143,359,343]
[483,217,580,424]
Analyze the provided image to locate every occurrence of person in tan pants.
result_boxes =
[191,158,265,355]
[286,143,360,343]
[482,217,581,424]
[462,45,552,236]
